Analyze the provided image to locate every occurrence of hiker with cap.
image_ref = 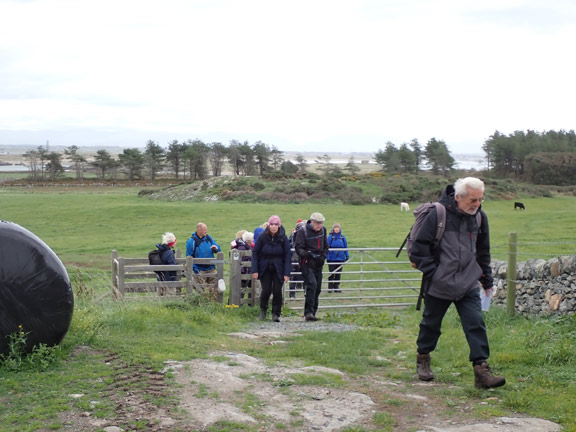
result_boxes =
[295,212,328,321]
[251,215,292,322]
[411,177,505,389]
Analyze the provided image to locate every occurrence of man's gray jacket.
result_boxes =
[410,185,493,301]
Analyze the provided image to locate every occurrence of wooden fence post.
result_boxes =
[185,256,194,297]
[229,249,242,306]
[111,250,120,298]
[507,232,518,315]
[216,252,224,304]
[117,257,126,298]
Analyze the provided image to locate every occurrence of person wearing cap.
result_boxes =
[295,212,329,321]
[251,215,292,322]
[155,232,179,295]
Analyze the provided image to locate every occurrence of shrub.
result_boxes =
[263,170,295,179]
[252,182,265,191]
[138,189,157,196]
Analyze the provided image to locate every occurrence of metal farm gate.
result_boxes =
[228,248,422,311]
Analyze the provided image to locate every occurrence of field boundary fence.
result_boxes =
[111,235,576,312]
[111,249,225,303]
[492,233,576,315]
[228,248,421,311]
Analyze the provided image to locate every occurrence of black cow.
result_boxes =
[514,202,526,210]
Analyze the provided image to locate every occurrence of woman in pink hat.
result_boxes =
[251,215,292,322]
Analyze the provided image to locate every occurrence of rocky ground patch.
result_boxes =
[56,318,562,432]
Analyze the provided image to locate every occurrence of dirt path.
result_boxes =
[58,318,562,431]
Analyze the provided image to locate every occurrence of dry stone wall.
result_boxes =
[490,255,576,316]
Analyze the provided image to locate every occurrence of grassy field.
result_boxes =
[1,185,576,431]
[1,186,575,267]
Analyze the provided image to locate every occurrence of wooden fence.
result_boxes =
[111,247,421,310]
[111,249,225,302]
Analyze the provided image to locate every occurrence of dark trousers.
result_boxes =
[417,290,490,363]
[328,263,344,290]
[303,265,323,316]
[259,269,284,316]
[289,262,303,297]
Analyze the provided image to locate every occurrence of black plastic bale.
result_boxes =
[0,221,74,356]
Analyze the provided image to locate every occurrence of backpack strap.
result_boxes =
[190,235,199,257]
[416,203,445,311]
[475,211,482,233]
[191,234,217,257]
[432,202,446,246]
[396,234,409,258]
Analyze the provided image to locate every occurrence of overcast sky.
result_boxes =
[0,0,574,155]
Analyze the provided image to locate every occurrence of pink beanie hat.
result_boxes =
[268,215,281,226]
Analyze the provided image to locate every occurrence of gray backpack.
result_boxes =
[396,202,446,262]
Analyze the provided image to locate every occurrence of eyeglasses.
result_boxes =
[468,198,485,204]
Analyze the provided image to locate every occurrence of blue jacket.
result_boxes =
[327,232,349,262]
[186,233,221,273]
[156,243,177,281]
[253,226,265,243]
[251,226,292,279]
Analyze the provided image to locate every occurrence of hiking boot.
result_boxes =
[259,310,267,320]
[416,353,434,381]
[305,313,315,322]
[474,362,506,389]
[272,314,280,323]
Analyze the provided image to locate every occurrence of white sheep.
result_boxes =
[400,202,410,212]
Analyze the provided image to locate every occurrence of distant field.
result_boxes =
[1,186,575,268]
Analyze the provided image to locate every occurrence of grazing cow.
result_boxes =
[400,202,410,212]
[514,202,526,210]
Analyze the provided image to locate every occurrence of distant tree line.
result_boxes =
[483,129,576,185]
[373,137,455,176]
[21,139,364,181]
[21,129,576,186]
